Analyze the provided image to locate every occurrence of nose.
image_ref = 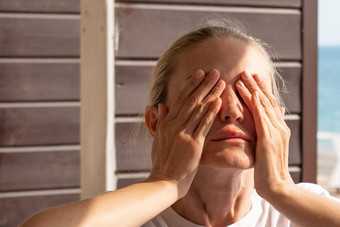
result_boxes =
[219,86,244,122]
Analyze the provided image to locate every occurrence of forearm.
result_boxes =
[20,180,178,227]
[264,184,340,227]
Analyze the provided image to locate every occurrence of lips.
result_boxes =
[211,129,251,142]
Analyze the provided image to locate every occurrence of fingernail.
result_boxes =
[210,70,219,79]
[216,80,224,88]
[243,71,251,79]
[254,91,259,99]
[237,80,245,88]
[195,70,204,80]
[254,74,262,82]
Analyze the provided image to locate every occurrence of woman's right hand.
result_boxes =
[147,69,225,198]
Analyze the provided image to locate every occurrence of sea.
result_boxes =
[317,46,340,187]
[318,46,340,149]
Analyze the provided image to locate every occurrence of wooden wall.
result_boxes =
[113,0,307,185]
[0,1,81,226]
[0,0,317,226]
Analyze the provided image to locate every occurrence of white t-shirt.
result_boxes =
[142,183,340,227]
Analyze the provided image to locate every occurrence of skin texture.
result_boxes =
[19,36,340,227]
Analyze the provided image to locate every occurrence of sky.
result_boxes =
[318,0,340,46]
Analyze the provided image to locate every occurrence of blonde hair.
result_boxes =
[148,19,286,109]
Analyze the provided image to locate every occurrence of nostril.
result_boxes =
[225,116,230,121]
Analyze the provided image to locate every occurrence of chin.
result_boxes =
[200,143,255,170]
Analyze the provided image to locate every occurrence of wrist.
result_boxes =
[143,175,181,199]
[257,179,295,203]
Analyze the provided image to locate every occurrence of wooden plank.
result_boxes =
[0,106,79,146]
[115,4,301,60]
[0,0,80,13]
[117,177,146,188]
[0,62,79,101]
[290,168,301,183]
[0,17,79,57]
[0,193,79,227]
[116,0,302,8]
[279,65,302,114]
[115,122,153,171]
[115,62,302,115]
[286,118,301,166]
[115,119,301,171]
[301,0,317,183]
[80,0,116,199]
[0,150,79,191]
[115,63,153,115]
[0,61,300,108]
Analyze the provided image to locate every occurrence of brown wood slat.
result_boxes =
[0,107,79,146]
[279,66,302,114]
[115,122,153,172]
[115,4,301,60]
[290,169,301,183]
[117,0,302,8]
[286,119,301,165]
[0,193,79,227]
[117,177,146,188]
[0,0,79,13]
[0,150,79,191]
[0,63,79,101]
[0,17,79,57]
[115,119,301,171]
[115,64,153,115]
[115,64,301,115]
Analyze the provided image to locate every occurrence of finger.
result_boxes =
[280,107,285,117]
[236,78,279,127]
[241,71,283,122]
[253,73,272,99]
[182,79,225,125]
[257,90,284,128]
[240,70,261,95]
[174,69,221,124]
[201,79,226,105]
[252,92,268,136]
[182,80,224,133]
[236,80,252,110]
[166,69,205,119]
[193,97,222,140]
[253,73,284,120]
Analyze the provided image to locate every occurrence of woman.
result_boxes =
[21,20,340,227]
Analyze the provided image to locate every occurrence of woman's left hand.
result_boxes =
[235,70,294,197]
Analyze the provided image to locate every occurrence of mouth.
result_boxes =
[211,129,251,143]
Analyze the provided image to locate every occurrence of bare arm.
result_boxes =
[236,70,340,227]
[19,180,178,227]
[20,69,225,227]
[263,184,340,227]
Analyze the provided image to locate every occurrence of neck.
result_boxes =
[172,167,254,227]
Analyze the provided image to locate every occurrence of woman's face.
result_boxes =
[167,37,272,170]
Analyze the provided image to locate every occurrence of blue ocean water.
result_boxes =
[318,46,340,133]
[318,46,340,152]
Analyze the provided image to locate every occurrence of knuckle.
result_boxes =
[209,87,221,97]
[196,103,205,113]
[200,115,212,126]
[188,95,199,106]
[269,96,278,107]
